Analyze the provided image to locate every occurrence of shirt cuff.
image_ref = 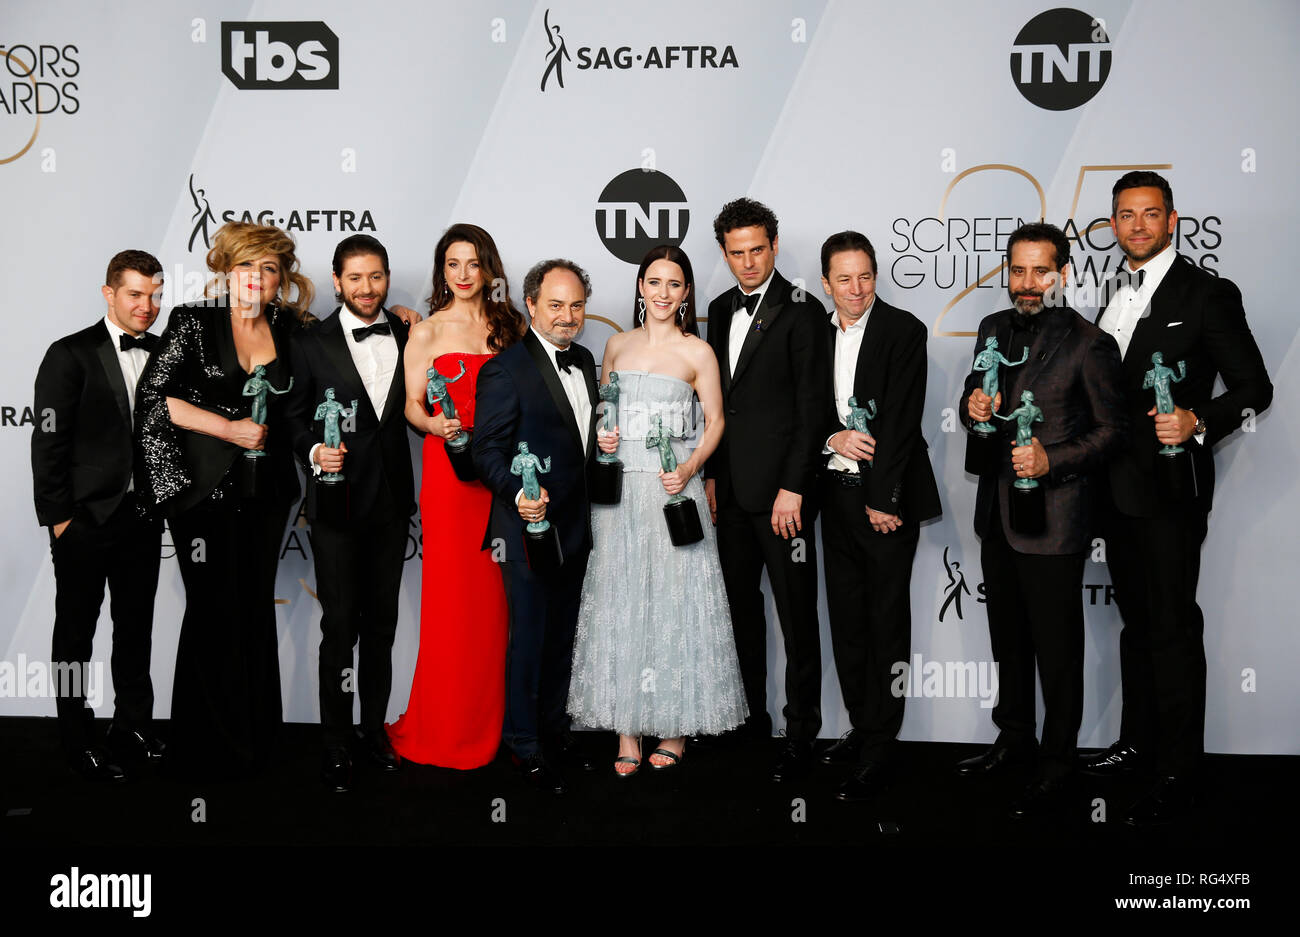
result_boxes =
[515,489,526,505]
[308,443,323,476]
[1193,431,1206,446]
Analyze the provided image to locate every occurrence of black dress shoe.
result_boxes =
[321,747,352,793]
[1124,776,1195,826]
[358,728,400,772]
[515,753,567,795]
[1080,741,1142,777]
[106,723,167,762]
[771,739,814,783]
[549,731,595,772]
[820,730,862,766]
[955,741,1035,777]
[71,748,126,783]
[1009,777,1071,819]
[834,761,893,802]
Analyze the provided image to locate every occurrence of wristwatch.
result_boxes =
[1192,413,1207,436]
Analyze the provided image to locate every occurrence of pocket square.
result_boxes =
[1167,321,1182,327]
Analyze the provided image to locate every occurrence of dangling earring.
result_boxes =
[637,296,646,327]
[678,301,688,322]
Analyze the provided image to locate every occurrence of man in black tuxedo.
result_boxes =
[702,198,830,781]
[32,250,167,781]
[956,223,1127,818]
[1085,171,1272,824]
[815,232,941,801]
[283,235,414,792]
[472,259,598,795]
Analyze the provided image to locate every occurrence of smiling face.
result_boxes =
[102,270,161,337]
[1007,239,1068,316]
[229,253,282,311]
[720,225,777,292]
[333,251,389,322]
[637,258,690,326]
[821,248,876,324]
[1111,186,1177,269]
[526,268,586,348]
[443,240,484,302]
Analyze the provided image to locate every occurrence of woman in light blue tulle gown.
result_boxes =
[567,245,747,776]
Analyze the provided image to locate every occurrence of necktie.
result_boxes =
[119,333,150,352]
[555,348,579,374]
[352,321,391,341]
[733,292,760,316]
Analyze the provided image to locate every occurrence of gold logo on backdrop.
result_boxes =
[932,162,1173,337]
[0,49,41,165]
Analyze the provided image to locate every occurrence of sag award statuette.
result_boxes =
[1144,351,1197,500]
[590,371,623,505]
[646,413,704,547]
[846,396,877,471]
[995,389,1045,535]
[513,441,563,571]
[428,360,477,482]
[965,337,1029,476]
[240,364,293,499]
[313,387,356,523]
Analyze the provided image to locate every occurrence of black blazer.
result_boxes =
[704,270,830,512]
[32,320,158,527]
[1097,254,1273,517]
[960,306,1128,556]
[822,299,941,522]
[135,299,303,514]
[471,329,599,564]
[282,308,414,522]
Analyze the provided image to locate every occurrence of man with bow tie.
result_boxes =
[702,198,830,781]
[956,223,1127,818]
[472,259,599,795]
[1084,171,1273,824]
[32,250,168,781]
[283,234,415,792]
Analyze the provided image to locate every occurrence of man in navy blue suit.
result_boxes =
[472,259,599,795]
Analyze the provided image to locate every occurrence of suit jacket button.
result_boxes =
[728,408,737,415]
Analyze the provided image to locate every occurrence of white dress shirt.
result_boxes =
[531,326,592,453]
[727,270,775,376]
[1098,243,1176,360]
[309,306,399,473]
[825,300,875,473]
[102,315,153,491]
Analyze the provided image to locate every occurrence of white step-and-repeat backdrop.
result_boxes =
[2,0,1296,753]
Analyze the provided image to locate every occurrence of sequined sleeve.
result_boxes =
[136,307,202,506]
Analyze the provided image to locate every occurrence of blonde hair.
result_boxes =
[205,221,315,322]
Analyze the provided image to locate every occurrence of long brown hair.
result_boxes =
[428,223,524,353]
[634,244,698,336]
[204,221,315,324]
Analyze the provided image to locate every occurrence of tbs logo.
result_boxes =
[221,22,339,90]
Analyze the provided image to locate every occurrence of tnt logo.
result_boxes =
[221,22,339,90]
[1009,8,1111,111]
[594,169,690,264]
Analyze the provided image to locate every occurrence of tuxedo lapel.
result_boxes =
[1124,255,1187,378]
[853,303,888,402]
[1009,308,1070,401]
[732,274,788,386]
[524,330,584,454]
[580,346,599,462]
[378,310,408,427]
[715,288,736,394]
[318,311,380,425]
[92,323,132,429]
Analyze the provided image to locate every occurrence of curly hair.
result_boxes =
[522,258,592,304]
[204,221,315,324]
[712,197,778,246]
[428,223,525,353]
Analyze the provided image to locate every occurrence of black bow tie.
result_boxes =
[1116,267,1146,292]
[555,348,579,374]
[733,292,760,316]
[119,333,151,352]
[352,321,391,341]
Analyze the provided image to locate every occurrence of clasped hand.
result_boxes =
[832,429,875,462]
[968,388,1001,424]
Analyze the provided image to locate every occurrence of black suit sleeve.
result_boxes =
[702,295,728,482]
[283,335,320,468]
[1194,277,1273,446]
[867,318,928,515]
[471,357,521,502]
[1043,330,1128,480]
[135,308,201,505]
[780,299,828,497]
[31,340,80,526]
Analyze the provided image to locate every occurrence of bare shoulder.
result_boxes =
[680,333,716,367]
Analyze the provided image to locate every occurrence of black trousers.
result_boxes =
[499,550,589,759]
[820,474,918,764]
[1103,506,1209,776]
[980,522,1085,780]
[715,495,821,742]
[50,495,161,757]
[312,514,407,747]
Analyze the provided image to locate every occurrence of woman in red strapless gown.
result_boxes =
[387,224,525,769]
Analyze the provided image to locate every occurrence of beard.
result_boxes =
[341,288,388,322]
[1122,229,1172,266]
[1010,289,1044,316]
